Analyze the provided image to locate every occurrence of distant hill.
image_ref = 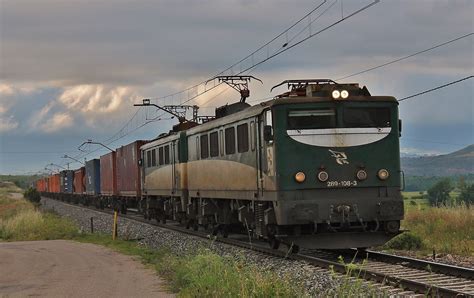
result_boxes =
[401,145,474,176]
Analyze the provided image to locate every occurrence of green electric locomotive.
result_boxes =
[141,79,403,250]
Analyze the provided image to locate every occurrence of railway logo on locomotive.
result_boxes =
[328,149,349,165]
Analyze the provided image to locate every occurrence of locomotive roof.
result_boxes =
[141,93,397,149]
[185,94,397,135]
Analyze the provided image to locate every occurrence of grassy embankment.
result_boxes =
[0,182,78,241]
[384,191,473,256]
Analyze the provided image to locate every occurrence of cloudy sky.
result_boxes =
[0,0,473,174]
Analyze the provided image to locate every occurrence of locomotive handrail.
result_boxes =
[270,79,337,92]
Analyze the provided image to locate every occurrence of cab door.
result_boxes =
[256,109,274,197]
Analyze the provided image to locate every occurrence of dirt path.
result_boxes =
[0,240,174,297]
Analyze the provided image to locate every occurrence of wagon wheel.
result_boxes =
[211,226,219,236]
[221,225,229,238]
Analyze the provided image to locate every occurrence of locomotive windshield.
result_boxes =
[287,109,336,130]
[343,108,391,128]
[287,107,391,129]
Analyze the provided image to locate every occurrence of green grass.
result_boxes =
[402,191,463,212]
[398,191,474,256]
[326,256,388,298]
[0,182,79,241]
[402,204,473,256]
[0,209,79,241]
[386,199,474,256]
[77,234,305,297]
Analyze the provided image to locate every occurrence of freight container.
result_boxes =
[60,170,74,193]
[85,159,101,195]
[73,167,86,194]
[116,140,148,197]
[50,174,61,193]
[40,178,47,192]
[35,178,46,192]
[100,152,117,196]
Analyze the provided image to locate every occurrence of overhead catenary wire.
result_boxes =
[146,0,330,103]
[177,0,378,108]
[398,75,473,102]
[336,32,473,81]
[71,0,378,160]
[70,1,334,155]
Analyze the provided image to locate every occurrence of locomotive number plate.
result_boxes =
[327,180,358,187]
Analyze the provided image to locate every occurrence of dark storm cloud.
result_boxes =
[2,0,471,86]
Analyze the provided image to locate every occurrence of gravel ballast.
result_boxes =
[41,197,402,296]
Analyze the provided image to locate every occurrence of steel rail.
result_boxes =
[351,249,474,280]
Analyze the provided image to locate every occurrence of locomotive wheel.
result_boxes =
[269,237,280,250]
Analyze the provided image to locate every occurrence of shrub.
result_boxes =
[458,184,474,206]
[384,232,423,250]
[427,179,453,206]
[23,187,41,204]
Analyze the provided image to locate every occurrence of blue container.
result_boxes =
[60,170,74,193]
[85,159,101,195]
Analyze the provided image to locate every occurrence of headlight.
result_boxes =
[356,169,367,181]
[295,172,306,183]
[341,90,349,99]
[377,169,389,180]
[317,171,329,182]
[331,90,340,99]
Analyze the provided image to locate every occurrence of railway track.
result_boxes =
[43,196,474,297]
[299,249,474,297]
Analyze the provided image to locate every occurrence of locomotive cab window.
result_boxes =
[343,107,391,128]
[287,109,336,130]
